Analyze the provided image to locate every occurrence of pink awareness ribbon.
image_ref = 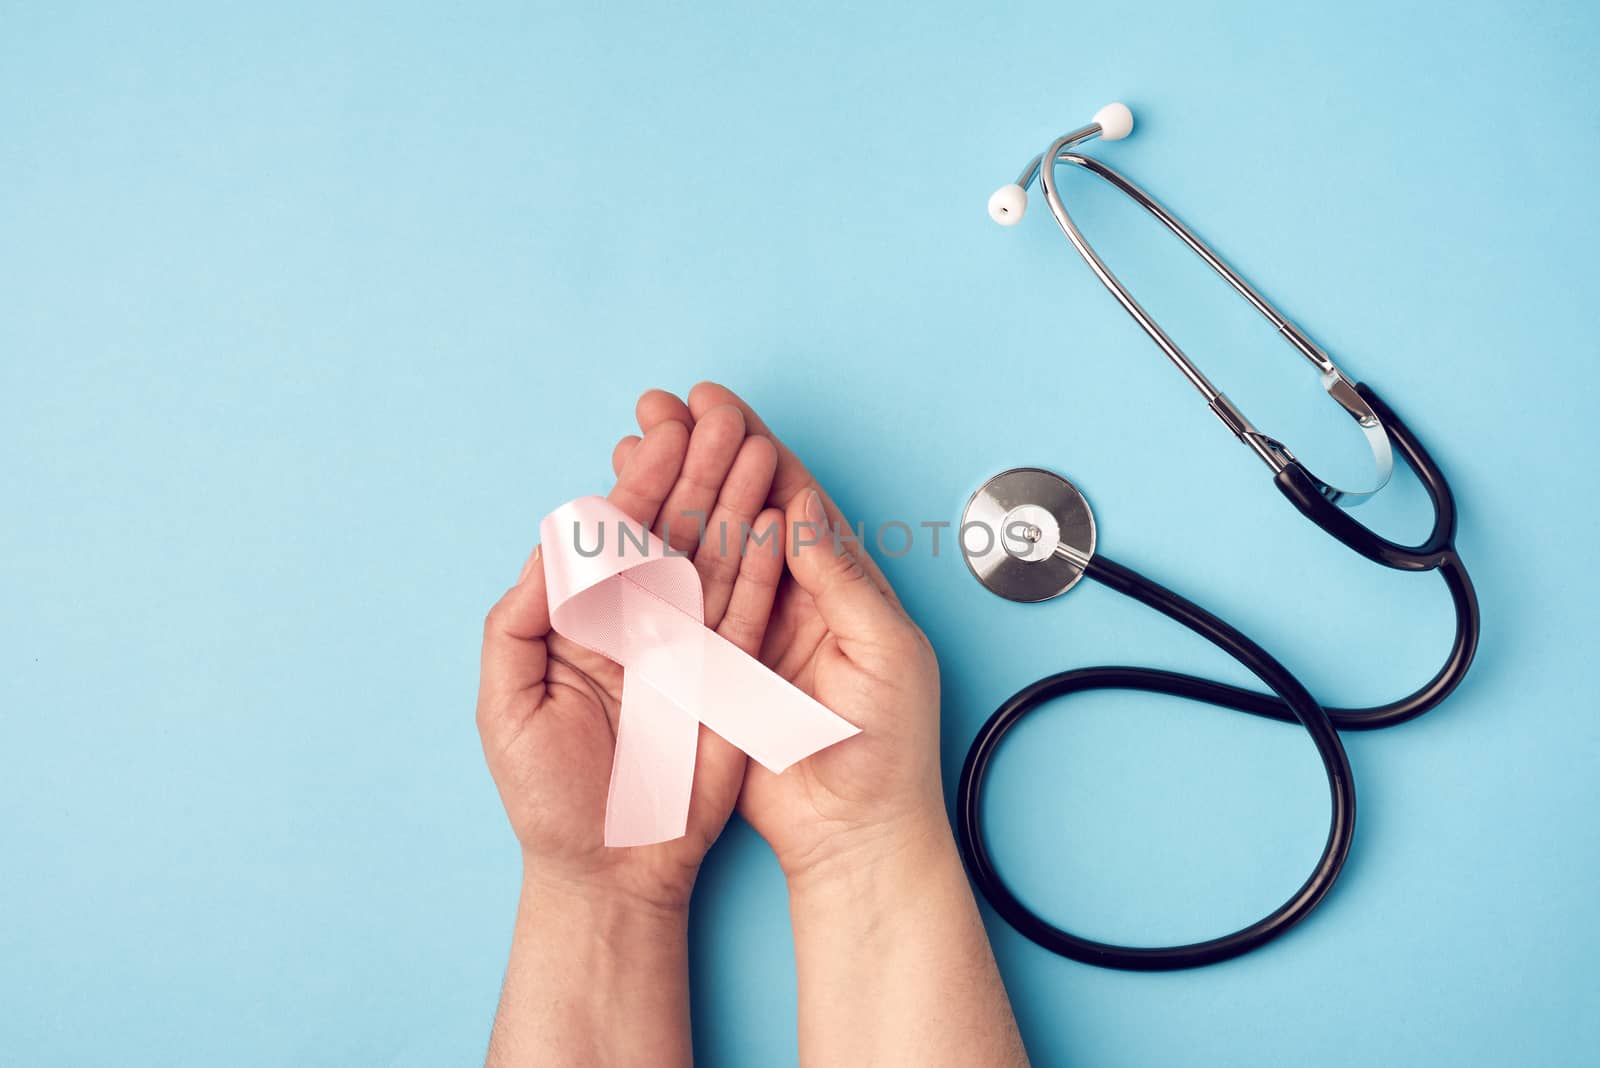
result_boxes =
[540,496,861,847]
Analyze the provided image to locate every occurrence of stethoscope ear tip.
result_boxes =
[1093,102,1134,141]
[988,102,1133,226]
[987,183,1028,226]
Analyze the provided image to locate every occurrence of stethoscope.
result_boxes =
[954,103,1480,971]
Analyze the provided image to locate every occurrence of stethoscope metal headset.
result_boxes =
[955,103,1481,971]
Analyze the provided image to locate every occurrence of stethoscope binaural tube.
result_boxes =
[994,103,1396,507]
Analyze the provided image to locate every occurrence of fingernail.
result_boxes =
[518,545,541,584]
[805,489,825,526]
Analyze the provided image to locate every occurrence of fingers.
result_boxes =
[613,388,689,476]
[714,507,785,657]
[479,548,551,715]
[785,489,907,662]
[686,381,818,510]
[636,388,692,430]
[654,405,747,553]
[606,418,690,529]
[618,383,901,619]
[611,435,640,477]
[687,380,901,608]
[695,435,779,626]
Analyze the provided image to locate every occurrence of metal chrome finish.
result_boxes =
[1019,128,1394,505]
[962,468,1097,603]
[1014,123,1102,190]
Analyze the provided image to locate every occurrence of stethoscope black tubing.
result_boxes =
[1272,384,1482,731]
[955,385,1481,970]
[956,554,1358,971]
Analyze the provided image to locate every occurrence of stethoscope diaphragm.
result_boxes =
[960,467,1096,604]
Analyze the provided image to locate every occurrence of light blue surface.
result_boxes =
[4,1,1598,1064]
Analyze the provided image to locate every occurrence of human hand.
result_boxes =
[613,384,947,887]
[477,399,785,910]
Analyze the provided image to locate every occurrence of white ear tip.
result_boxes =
[1093,102,1133,141]
[987,183,1027,226]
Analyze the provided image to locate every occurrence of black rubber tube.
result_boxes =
[955,384,1481,970]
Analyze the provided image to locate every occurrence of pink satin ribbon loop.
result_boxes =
[540,496,860,846]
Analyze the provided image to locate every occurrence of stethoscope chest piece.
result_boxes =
[961,467,1096,603]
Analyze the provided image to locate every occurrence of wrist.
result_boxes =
[519,858,693,933]
[782,806,1019,1065]
[780,814,1027,1068]
[782,804,959,913]
[495,861,693,1067]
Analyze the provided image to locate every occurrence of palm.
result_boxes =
[742,567,939,867]
[486,633,745,902]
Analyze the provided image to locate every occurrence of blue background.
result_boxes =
[4,1,1597,1064]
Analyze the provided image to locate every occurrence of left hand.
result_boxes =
[476,395,783,910]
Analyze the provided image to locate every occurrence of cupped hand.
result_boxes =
[477,399,785,909]
[613,384,947,885]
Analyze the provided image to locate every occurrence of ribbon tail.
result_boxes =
[627,609,860,775]
[603,672,700,848]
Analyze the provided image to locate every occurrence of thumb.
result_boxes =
[479,546,550,715]
[787,489,906,658]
